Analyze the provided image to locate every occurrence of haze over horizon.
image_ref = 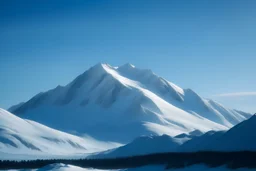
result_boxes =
[1,0,256,113]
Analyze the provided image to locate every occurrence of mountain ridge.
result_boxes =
[9,63,251,143]
[91,114,256,159]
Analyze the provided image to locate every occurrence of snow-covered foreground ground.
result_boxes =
[7,163,255,171]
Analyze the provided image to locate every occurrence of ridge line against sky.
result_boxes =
[0,0,256,113]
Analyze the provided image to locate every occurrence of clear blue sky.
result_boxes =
[0,0,256,113]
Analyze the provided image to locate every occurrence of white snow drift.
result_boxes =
[9,163,253,171]
[0,108,120,160]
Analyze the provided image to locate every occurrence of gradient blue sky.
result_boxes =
[1,0,256,113]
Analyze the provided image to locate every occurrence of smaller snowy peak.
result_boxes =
[174,133,190,139]
[118,63,135,69]
[117,63,154,78]
[188,130,204,136]
[174,130,203,139]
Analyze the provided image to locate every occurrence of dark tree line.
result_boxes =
[0,151,256,170]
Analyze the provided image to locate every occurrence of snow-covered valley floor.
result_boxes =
[7,163,255,171]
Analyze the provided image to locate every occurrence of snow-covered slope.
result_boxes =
[9,63,251,143]
[90,134,182,159]
[9,163,254,171]
[0,108,119,160]
[11,163,105,171]
[91,130,203,159]
[36,163,104,171]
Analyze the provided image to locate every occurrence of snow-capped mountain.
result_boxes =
[9,63,251,143]
[0,108,119,160]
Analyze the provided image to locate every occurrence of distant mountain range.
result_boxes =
[9,63,252,143]
[91,114,256,159]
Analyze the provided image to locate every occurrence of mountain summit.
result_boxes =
[9,63,251,143]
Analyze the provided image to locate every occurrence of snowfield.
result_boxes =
[9,63,251,143]
[7,163,255,171]
[0,108,120,160]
